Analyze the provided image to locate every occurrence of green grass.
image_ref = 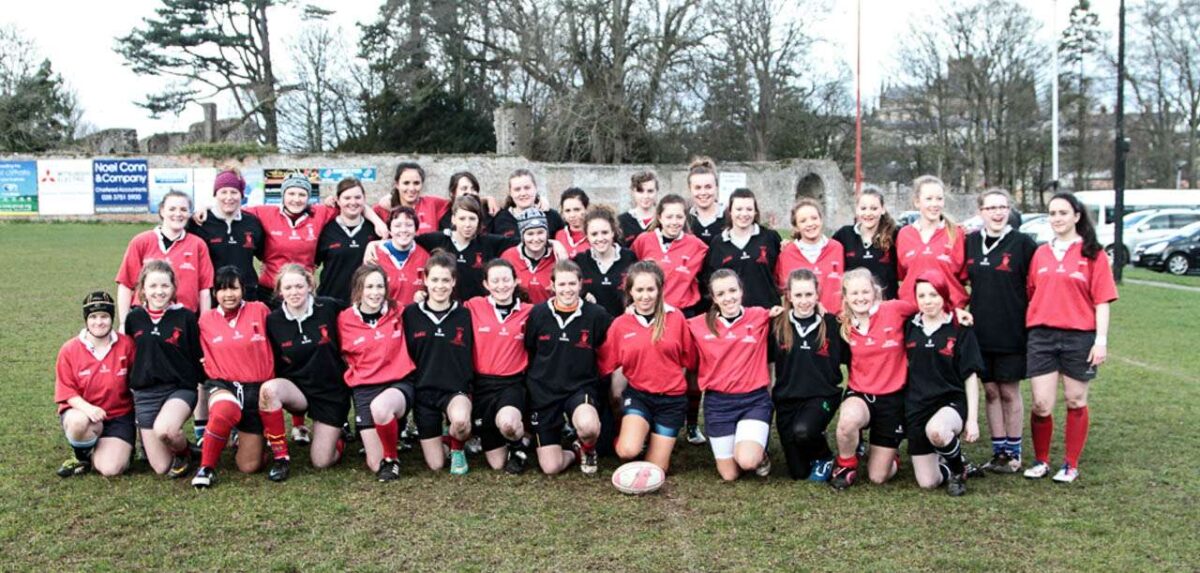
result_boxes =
[1,223,1197,571]
[1123,266,1200,287]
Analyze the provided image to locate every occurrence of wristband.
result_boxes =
[1094,335,1108,346]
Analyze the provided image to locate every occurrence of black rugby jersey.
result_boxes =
[266,296,347,401]
[964,228,1037,354]
[688,210,725,243]
[903,317,984,410]
[705,226,781,309]
[574,247,637,317]
[617,211,653,247]
[315,220,377,305]
[188,210,266,300]
[768,312,844,401]
[415,231,517,300]
[523,301,612,409]
[831,224,899,300]
[126,305,204,391]
[403,301,475,393]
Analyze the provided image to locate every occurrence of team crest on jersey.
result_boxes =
[996,253,1012,271]
[318,325,332,345]
[474,253,484,269]
[816,339,830,357]
[165,328,182,346]
[936,253,952,263]
[243,231,255,249]
[939,337,956,356]
[723,255,735,264]
[757,246,769,264]
[451,327,466,346]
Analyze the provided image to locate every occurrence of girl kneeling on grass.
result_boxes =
[338,264,418,482]
[602,261,696,474]
[687,269,774,481]
[259,264,351,482]
[904,272,984,496]
[769,269,844,482]
[403,253,476,475]
[1023,192,1118,484]
[126,260,204,478]
[54,291,137,478]
[191,266,275,488]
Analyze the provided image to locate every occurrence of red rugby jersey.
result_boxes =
[501,246,557,305]
[844,299,919,395]
[199,301,274,383]
[115,229,214,313]
[632,231,708,310]
[337,304,416,387]
[54,332,136,416]
[466,296,532,377]
[243,204,338,291]
[373,195,450,235]
[374,242,431,307]
[776,238,845,315]
[686,306,770,394]
[896,224,968,309]
[1026,241,1119,331]
[555,228,591,258]
[601,309,695,396]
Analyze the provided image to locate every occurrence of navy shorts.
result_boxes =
[61,411,137,446]
[703,388,773,439]
[905,393,967,456]
[413,387,469,440]
[472,375,526,451]
[352,381,414,430]
[1027,327,1098,382]
[622,386,687,438]
[982,352,1026,383]
[132,386,198,429]
[530,386,599,448]
[843,388,907,449]
[205,379,264,434]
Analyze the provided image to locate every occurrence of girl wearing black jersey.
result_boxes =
[769,269,843,481]
[439,171,494,231]
[489,169,566,239]
[686,157,725,242]
[831,186,899,300]
[576,206,637,318]
[414,196,517,300]
[259,264,350,482]
[905,272,983,496]
[705,188,781,309]
[125,260,203,478]
[187,169,265,301]
[404,253,475,476]
[617,171,658,246]
[316,178,378,304]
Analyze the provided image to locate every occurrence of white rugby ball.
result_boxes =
[611,461,665,495]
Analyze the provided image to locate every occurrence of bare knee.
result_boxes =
[539,459,561,475]
[917,474,942,490]
[237,457,264,474]
[927,427,952,448]
[499,420,523,441]
[1064,392,1088,410]
[1031,397,1054,417]
[449,419,471,440]
[94,458,128,477]
[258,383,277,409]
[984,384,1001,402]
[717,466,740,481]
[616,441,641,461]
[734,450,762,472]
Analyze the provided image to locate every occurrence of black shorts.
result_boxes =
[62,411,137,446]
[981,352,1026,383]
[132,386,199,429]
[414,388,469,440]
[352,381,414,430]
[530,386,599,448]
[843,388,906,449]
[623,386,687,438]
[292,380,352,428]
[473,375,526,451]
[205,379,264,434]
[905,394,968,456]
[1027,327,1098,382]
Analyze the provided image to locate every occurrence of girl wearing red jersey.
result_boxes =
[617,171,658,246]
[54,292,136,478]
[339,264,418,482]
[687,270,774,481]
[777,198,845,315]
[603,261,696,473]
[1023,192,1118,483]
[896,175,968,309]
[632,194,709,445]
[191,266,275,488]
[555,187,591,258]
[116,190,214,327]
[367,207,431,307]
[832,186,900,300]
[373,162,450,234]
[501,208,560,304]
[466,259,534,474]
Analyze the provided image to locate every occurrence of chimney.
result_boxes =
[202,103,218,142]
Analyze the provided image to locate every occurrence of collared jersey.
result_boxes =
[244,204,339,291]
[904,317,984,409]
[1026,242,1119,331]
[631,231,708,310]
[686,307,771,394]
[705,227,782,309]
[769,313,844,401]
[600,309,695,396]
[373,194,450,235]
[266,296,347,400]
[574,247,638,318]
[126,306,204,391]
[896,224,969,309]
[466,296,532,377]
[618,211,654,247]
[688,210,726,243]
[501,246,558,305]
[116,229,214,313]
[199,301,274,383]
[777,239,845,315]
[316,219,378,304]
[555,228,591,258]
[416,232,517,300]
[523,301,612,409]
[437,204,491,233]
[372,242,432,307]
[832,224,899,300]
[54,333,135,416]
[188,210,265,300]
[489,207,566,240]
[338,304,416,387]
[965,229,1038,352]
[403,301,474,393]
[844,299,918,395]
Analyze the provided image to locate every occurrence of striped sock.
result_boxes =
[991,436,1005,456]
[934,437,965,475]
[1006,436,1022,459]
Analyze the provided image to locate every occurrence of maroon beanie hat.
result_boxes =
[213,170,246,195]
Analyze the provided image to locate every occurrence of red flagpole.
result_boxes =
[854,0,863,197]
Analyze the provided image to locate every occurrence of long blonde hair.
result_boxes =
[912,175,956,245]
[623,261,667,342]
[838,268,883,342]
[773,269,827,352]
[705,269,742,336]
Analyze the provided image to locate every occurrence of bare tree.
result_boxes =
[1130,0,1200,188]
[279,21,363,152]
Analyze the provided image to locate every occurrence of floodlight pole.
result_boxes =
[1113,0,1127,282]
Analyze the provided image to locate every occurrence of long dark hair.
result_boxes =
[859,185,896,252]
[1049,191,1102,259]
[773,269,826,352]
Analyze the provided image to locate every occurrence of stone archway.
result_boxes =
[795,172,826,201]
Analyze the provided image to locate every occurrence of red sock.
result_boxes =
[1064,406,1089,468]
[686,391,701,427]
[376,419,399,460]
[1031,413,1053,464]
[200,400,242,468]
[448,436,464,452]
[836,455,858,469]
[261,408,290,460]
[580,439,596,454]
[292,413,307,428]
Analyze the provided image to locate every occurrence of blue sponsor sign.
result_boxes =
[0,160,38,214]
[93,159,149,213]
[320,167,377,182]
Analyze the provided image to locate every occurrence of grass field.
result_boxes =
[1,222,1197,571]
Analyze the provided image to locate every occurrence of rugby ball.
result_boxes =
[611,461,665,495]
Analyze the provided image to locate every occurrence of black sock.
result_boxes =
[935,437,965,475]
[72,445,95,462]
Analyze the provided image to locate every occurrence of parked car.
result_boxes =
[1022,217,1053,244]
[896,211,920,226]
[1133,221,1200,275]
[1098,208,1200,263]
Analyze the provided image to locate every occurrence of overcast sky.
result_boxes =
[2,0,1120,139]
